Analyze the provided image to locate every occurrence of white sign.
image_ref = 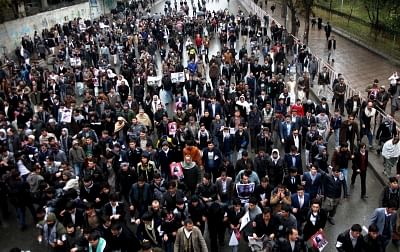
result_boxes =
[171,72,185,83]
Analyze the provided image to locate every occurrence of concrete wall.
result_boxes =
[0,1,108,55]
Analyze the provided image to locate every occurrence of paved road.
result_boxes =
[0,0,394,251]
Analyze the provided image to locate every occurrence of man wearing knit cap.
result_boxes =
[37,212,67,251]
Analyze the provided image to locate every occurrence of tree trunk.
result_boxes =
[282,0,287,18]
[290,8,297,35]
[375,0,380,29]
[41,0,48,9]
[303,0,312,45]
[329,0,333,19]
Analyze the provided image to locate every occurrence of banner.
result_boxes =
[308,230,328,251]
[61,108,72,123]
[171,72,185,83]
[147,76,162,86]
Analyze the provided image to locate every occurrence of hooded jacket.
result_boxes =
[267,149,284,186]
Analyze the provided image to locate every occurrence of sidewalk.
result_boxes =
[263,1,390,185]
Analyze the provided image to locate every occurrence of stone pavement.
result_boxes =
[248,0,394,184]
[266,1,398,113]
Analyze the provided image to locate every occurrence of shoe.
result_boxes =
[369,145,375,150]
[350,183,355,187]
[361,195,368,199]
[328,217,335,225]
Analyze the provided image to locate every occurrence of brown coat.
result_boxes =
[339,120,360,153]
[209,64,220,80]
[174,226,208,252]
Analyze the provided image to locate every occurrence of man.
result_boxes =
[174,219,208,252]
[248,105,263,149]
[322,167,346,225]
[363,224,386,252]
[330,109,343,148]
[201,141,222,182]
[339,115,360,154]
[318,66,330,97]
[360,101,377,149]
[234,171,256,204]
[369,201,398,251]
[37,212,67,252]
[351,143,369,199]
[254,148,269,179]
[382,137,400,177]
[382,177,400,208]
[195,173,218,206]
[280,115,295,146]
[331,143,353,198]
[302,164,323,200]
[324,22,332,41]
[290,185,310,229]
[376,115,397,155]
[388,77,400,117]
[267,149,285,188]
[129,176,153,222]
[255,128,273,155]
[275,227,304,251]
[315,110,330,142]
[284,146,303,176]
[333,77,346,115]
[328,36,336,63]
[336,224,364,252]
[285,128,302,154]
[215,170,234,205]
[109,223,140,252]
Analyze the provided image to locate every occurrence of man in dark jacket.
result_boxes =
[376,115,397,155]
[129,176,153,221]
[350,143,369,198]
[363,224,386,252]
[201,141,222,182]
[336,224,364,252]
[275,227,305,252]
[248,106,262,149]
[321,167,346,225]
[267,149,285,187]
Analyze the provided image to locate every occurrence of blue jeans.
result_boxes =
[73,163,83,178]
[16,207,26,227]
[334,129,340,148]
[340,168,349,196]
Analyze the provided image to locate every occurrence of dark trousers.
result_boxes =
[208,222,225,251]
[335,95,345,115]
[351,170,366,196]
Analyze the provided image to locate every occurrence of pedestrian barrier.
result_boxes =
[238,0,400,135]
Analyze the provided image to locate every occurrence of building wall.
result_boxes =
[0,1,110,55]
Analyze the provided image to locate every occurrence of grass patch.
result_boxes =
[313,6,400,62]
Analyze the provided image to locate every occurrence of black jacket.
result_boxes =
[322,174,345,199]
[336,229,364,252]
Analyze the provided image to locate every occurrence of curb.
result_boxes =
[330,26,400,67]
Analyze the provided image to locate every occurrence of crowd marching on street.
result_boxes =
[1,0,400,251]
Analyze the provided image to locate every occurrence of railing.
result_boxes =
[239,0,400,133]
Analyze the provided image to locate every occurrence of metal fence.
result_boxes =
[239,0,400,133]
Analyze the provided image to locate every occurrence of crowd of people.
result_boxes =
[1,0,400,251]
